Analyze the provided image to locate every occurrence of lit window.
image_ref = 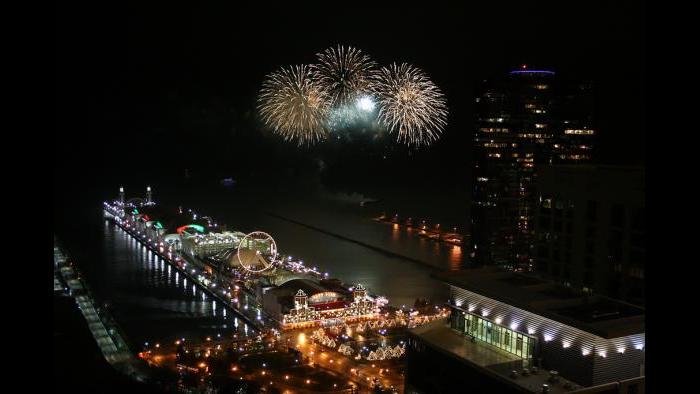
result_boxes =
[564,129,595,135]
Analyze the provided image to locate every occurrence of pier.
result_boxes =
[104,202,265,331]
[373,212,466,247]
[54,238,150,383]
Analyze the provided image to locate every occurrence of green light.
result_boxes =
[132,208,139,215]
[155,222,163,229]
[190,224,205,232]
[177,224,206,234]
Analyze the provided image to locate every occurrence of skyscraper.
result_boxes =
[470,66,595,270]
[553,80,596,163]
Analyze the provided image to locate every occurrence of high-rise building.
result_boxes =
[553,80,596,163]
[470,66,595,270]
[534,165,644,305]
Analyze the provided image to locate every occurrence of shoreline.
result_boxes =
[264,211,444,273]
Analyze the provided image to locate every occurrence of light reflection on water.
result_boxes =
[449,245,463,271]
[89,223,249,347]
[73,184,465,348]
[181,190,463,309]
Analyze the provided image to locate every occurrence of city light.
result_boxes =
[98,166,642,394]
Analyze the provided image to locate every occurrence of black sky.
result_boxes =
[56,1,645,191]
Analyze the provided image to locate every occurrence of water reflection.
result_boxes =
[391,223,400,241]
[449,245,462,271]
[95,223,251,347]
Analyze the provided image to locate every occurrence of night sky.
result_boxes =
[56,1,645,194]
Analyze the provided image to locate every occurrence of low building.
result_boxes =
[406,268,644,393]
[180,231,246,258]
[262,279,377,329]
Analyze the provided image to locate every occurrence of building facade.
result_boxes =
[471,67,595,270]
[436,269,644,388]
[534,165,645,305]
[262,280,378,329]
[180,231,246,258]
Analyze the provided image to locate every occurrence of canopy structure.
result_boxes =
[177,224,206,235]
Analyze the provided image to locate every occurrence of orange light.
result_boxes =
[306,379,311,384]
[232,366,238,372]
[285,375,289,380]
[198,363,206,368]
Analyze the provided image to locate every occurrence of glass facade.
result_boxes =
[450,308,535,363]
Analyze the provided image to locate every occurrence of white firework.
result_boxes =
[257,64,331,145]
[371,63,448,146]
[311,45,377,107]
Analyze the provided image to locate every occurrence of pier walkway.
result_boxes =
[54,240,149,383]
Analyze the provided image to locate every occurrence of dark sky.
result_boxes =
[56,1,645,191]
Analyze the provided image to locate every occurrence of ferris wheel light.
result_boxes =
[237,231,277,273]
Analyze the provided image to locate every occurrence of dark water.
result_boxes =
[196,188,465,306]
[55,177,467,348]
[72,218,252,348]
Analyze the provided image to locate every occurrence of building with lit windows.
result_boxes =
[534,165,644,305]
[405,268,644,393]
[553,80,596,163]
[471,66,595,270]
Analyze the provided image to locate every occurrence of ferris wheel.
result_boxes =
[236,231,277,273]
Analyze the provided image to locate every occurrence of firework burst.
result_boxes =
[371,63,448,146]
[311,45,377,107]
[257,65,331,145]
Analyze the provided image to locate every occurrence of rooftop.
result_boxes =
[410,320,581,393]
[411,319,519,368]
[268,278,351,301]
[134,204,215,234]
[433,268,645,338]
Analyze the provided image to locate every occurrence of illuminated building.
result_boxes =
[180,231,246,258]
[470,66,595,270]
[554,80,596,163]
[117,202,219,255]
[262,280,378,328]
[534,165,644,305]
[406,268,644,393]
